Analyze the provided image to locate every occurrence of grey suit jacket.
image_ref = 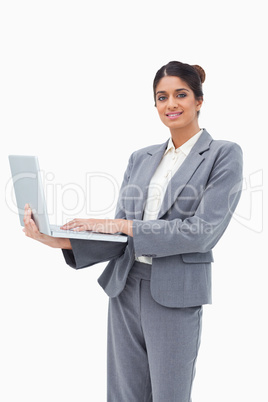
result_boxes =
[63,129,243,307]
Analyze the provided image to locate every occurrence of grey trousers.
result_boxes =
[107,262,203,402]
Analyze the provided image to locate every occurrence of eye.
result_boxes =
[157,96,167,102]
[177,93,187,98]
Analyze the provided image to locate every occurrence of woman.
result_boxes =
[24,61,243,401]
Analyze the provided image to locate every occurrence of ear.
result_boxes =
[196,98,203,111]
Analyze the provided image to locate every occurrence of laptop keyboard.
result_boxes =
[50,224,88,234]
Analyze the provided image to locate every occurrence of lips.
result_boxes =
[166,111,183,120]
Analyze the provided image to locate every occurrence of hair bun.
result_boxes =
[192,65,206,84]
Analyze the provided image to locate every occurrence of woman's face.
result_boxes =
[155,76,203,132]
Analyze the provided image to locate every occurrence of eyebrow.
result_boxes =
[156,88,190,95]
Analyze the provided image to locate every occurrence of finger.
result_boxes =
[61,220,82,230]
[24,204,31,216]
[30,219,38,232]
[25,219,40,239]
[24,218,34,235]
[60,220,74,229]
[73,225,88,232]
[23,207,31,225]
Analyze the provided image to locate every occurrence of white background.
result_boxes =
[1,1,267,401]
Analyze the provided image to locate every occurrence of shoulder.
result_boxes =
[201,129,242,161]
[207,137,243,175]
[129,141,168,161]
[211,138,242,154]
[210,139,243,168]
[198,130,243,176]
[201,129,242,154]
[133,141,167,155]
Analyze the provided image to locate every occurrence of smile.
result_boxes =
[166,112,183,120]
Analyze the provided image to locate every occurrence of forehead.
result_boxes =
[155,76,191,92]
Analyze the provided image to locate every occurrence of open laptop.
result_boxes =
[8,155,127,243]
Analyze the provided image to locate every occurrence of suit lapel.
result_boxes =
[157,129,213,218]
[134,141,168,219]
[133,130,213,220]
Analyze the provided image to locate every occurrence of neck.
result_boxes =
[170,123,201,148]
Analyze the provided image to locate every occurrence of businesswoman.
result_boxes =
[23,61,243,402]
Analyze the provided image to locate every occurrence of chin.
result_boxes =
[166,121,185,130]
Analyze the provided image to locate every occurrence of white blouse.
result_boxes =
[136,129,203,264]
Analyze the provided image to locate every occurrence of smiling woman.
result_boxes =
[153,61,206,148]
[23,60,243,402]
[153,61,206,106]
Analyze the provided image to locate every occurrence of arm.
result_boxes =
[60,218,133,237]
[23,204,127,269]
[132,143,243,258]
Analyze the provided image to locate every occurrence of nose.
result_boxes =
[167,96,178,110]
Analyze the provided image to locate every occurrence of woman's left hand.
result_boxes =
[61,218,133,237]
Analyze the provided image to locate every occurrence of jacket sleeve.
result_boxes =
[62,239,127,269]
[132,142,243,258]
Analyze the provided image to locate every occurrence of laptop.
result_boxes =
[8,155,127,243]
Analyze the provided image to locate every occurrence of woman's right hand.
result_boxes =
[23,204,72,249]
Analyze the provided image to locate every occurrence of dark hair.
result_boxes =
[153,61,206,116]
